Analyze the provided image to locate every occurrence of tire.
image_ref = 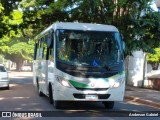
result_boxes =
[39,90,44,96]
[54,100,61,109]
[49,85,53,104]
[37,79,44,97]
[103,101,114,109]
[5,85,9,90]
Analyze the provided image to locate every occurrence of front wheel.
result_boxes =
[5,85,9,90]
[103,101,114,109]
[54,101,62,109]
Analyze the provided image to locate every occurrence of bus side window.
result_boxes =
[39,38,43,48]
[46,32,54,60]
[47,32,54,48]
[37,39,43,59]
[49,48,54,62]
[43,36,48,60]
[51,31,54,48]
[34,43,38,60]
[49,32,54,62]
[52,32,54,47]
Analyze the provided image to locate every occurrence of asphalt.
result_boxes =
[125,85,160,109]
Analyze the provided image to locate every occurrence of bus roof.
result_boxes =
[54,22,118,32]
[37,22,119,39]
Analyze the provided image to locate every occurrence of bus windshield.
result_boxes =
[56,29,123,69]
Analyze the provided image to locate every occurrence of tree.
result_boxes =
[0,7,34,71]
[0,33,34,71]
[19,0,159,56]
[141,11,160,49]
[0,3,8,38]
[48,0,157,56]
[0,0,23,36]
[5,41,34,71]
[19,0,68,31]
[142,11,160,70]
[147,48,160,70]
[1,0,160,71]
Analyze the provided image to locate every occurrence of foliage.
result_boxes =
[20,0,68,30]
[0,0,160,70]
[147,48,160,70]
[5,40,34,71]
[147,48,160,62]
[0,32,34,70]
[0,3,7,38]
[43,0,159,56]
[0,0,35,70]
[9,10,23,25]
[141,12,160,48]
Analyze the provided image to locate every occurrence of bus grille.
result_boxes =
[73,94,110,99]
[75,87,109,91]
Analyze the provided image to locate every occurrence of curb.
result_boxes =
[125,96,160,109]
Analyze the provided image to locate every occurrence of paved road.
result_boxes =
[0,72,159,120]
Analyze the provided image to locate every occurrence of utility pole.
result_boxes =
[142,53,147,88]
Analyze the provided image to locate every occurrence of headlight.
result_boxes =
[113,81,121,88]
[113,78,124,88]
[109,77,124,88]
[57,77,72,88]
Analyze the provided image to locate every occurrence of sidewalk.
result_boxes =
[125,85,160,109]
[9,71,33,77]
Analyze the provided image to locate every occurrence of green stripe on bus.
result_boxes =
[69,80,90,88]
[119,71,124,75]
[68,71,124,88]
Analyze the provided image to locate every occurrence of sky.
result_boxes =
[150,0,159,11]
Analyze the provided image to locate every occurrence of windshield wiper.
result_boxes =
[68,65,77,70]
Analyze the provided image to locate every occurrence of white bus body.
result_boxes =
[33,22,125,109]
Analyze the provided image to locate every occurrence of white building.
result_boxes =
[126,51,146,87]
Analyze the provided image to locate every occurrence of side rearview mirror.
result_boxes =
[123,41,125,51]
[120,34,125,50]
[120,34,124,41]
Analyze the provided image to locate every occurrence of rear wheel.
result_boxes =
[49,85,53,104]
[54,100,62,109]
[103,101,114,109]
[36,79,44,96]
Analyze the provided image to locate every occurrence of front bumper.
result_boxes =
[53,82,125,101]
[0,80,9,88]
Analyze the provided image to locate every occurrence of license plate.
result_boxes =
[85,95,98,100]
